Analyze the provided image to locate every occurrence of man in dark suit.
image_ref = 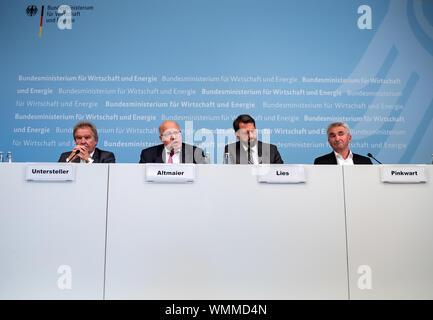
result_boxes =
[58,121,115,163]
[224,114,283,164]
[314,121,372,165]
[139,120,205,164]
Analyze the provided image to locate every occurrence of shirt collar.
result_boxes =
[241,142,257,153]
[334,150,353,163]
[164,146,180,155]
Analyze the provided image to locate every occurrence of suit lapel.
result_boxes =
[181,143,185,164]
[92,148,100,163]
[329,152,338,164]
[182,143,196,163]
[353,153,363,164]
[235,142,241,164]
[257,141,262,158]
[156,144,164,163]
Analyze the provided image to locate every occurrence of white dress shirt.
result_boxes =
[334,150,354,165]
[241,143,259,164]
[164,147,180,164]
[80,151,95,163]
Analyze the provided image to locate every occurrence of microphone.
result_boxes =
[367,153,382,164]
[67,149,80,162]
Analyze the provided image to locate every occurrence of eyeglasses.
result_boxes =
[161,130,181,138]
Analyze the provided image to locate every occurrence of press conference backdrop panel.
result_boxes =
[1,0,433,164]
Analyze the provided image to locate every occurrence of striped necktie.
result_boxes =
[168,149,174,163]
[247,147,253,164]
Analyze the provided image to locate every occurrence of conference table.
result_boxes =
[0,163,431,299]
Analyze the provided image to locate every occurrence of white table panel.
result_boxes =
[0,163,108,299]
[344,165,433,299]
[105,164,349,299]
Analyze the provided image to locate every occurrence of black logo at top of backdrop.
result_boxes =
[26,5,38,16]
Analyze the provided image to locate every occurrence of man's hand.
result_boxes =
[68,145,91,162]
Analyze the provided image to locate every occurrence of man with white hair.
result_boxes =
[314,121,372,165]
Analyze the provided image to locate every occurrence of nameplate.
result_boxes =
[26,164,75,181]
[145,164,195,183]
[257,165,306,184]
[381,166,427,183]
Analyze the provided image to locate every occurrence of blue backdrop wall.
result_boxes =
[1,0,432,164]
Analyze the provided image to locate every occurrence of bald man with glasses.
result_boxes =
[139,120,206,164]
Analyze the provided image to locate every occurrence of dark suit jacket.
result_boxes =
[224,141,283,164]
[58,147,116,163]
[139,143,206,164]
[314,151,372,165]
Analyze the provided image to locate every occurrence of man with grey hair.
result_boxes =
[314,121,372,165]
[58,121,116,163]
